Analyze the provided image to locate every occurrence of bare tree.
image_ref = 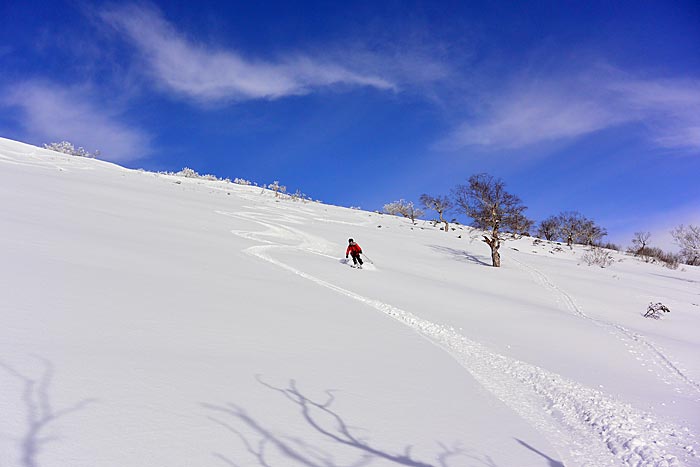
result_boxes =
[578,219,608,246]
[420,194,453,232]
[536,216,559,241]
[671,224,700,266]
[452,173,532,267]
[631,232,652,261]
[631,231,651,252]
[555,211,586,248]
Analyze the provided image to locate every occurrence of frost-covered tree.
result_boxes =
[44,141,100,158]
[419,194,453,232]
[452,173,532,267]
[383,199,424,224]
[671,224,700,266]
[177,167,200,178]
[536,216,559,241]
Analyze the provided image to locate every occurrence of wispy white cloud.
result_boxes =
[99,3,398,102]
[3,81,150,162]
[441,68,700,152]
[609,78,700,150]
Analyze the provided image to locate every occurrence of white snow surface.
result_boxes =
[1,136,699,467]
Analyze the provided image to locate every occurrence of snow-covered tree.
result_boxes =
[383,199,424,224]
[44,141,100,158]
[452,173,532,267]
[419,194,453,232]
[671,224,700,266]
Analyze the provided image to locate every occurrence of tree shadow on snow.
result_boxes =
[514,439,564,467]
[203,376,501,467]
[0,357,96,467]
[428,245,491,267]
[649,273,699,284]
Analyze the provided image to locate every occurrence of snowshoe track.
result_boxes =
[512,258,700,398]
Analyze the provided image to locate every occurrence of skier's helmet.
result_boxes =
[348,238,354,243]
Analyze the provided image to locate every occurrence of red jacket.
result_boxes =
[346,243,362,256]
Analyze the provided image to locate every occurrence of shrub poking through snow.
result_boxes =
[289,189,312,203]
[176,167,199,178]
[164,168,231,183]
[644,302,671,319]
[268,180,287,197]
[581,247,615,268]
[44,141,100,158]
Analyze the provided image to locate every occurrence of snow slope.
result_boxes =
[1,137,698,467]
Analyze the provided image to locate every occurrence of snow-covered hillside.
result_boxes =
[1,136,698,467]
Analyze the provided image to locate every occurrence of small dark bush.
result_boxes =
[644,302,671,319]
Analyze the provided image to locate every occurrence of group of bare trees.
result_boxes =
[536,212,607,248]
[386,172,700,270]
[385,173,533,267]
[630,226,700,267]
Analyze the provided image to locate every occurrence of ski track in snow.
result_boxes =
[512,257,700,399]
[216,207,699,467]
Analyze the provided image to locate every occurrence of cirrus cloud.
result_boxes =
[440,68,700,152]
[99,3,397,103]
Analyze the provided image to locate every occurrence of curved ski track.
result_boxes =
[217,208,698,467]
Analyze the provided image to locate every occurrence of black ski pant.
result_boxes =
[350,253,363,265]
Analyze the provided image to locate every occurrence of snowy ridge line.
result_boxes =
[512,257,700,398]
[217,209,698,467]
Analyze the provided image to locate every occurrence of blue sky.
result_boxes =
[2,0,699,248]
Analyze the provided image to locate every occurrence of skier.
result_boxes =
[346,238,364,268]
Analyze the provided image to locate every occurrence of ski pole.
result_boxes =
[362,253,374,264]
